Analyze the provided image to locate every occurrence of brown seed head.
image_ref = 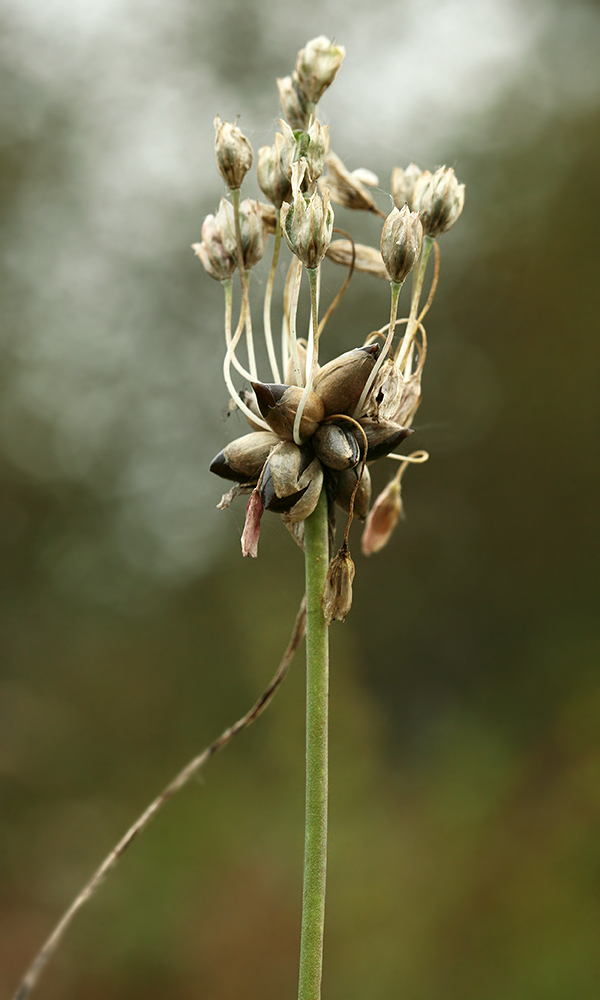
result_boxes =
[214,115,253,191]
[252,382,325,442]
[313,344,380,416]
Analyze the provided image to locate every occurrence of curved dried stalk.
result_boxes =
[12,600,307,1000]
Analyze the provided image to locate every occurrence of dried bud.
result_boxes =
[312,422,361,470]
[332,465,371,520]
[192,213,237,282]
[209,431,279,483]
[302,119,330,185]
[216,197,267,271]
[214,115,253,190]
[277,75,310,131]
[322,151,380,214]
[252,382,325,442]
[380,205,423,284]
[260,442,323,522]
[322,543,355,624]
[361,478,403,556]
[257,131,293,209]
[391,163,423,209]
[360,417,413,460]
[412,166,465,238]
[241,489,264,558]
[294,36,346,105]
[280,169,334,269]
[326,240,388,281]
[313,344,379,416]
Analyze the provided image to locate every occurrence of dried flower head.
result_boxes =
[380,204,423,284]
[214,115,253,191]
[412,165,465,238]
[280,163,334,269]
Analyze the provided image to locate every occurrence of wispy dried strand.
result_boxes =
[12,600,307,1000]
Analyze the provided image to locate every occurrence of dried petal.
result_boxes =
[361,478,403,556]
[326,240,388,280]
[322,151,380,214]
[241,489,264,558]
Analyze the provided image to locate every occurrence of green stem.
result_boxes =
[298,488,330,1000]
[396,234,434,372]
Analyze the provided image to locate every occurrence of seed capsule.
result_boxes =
[360,418,413,460]
[260,442,323,522]
[294,36,346,105]
[412,166,465,238]
[252,382,325,441]
[391,163,423,210]
[331,464,371,521]
[313,344,380,416]
[312,422,360,470]
[380,204,423,284]
[209,431,279,483]
[214,115,253,191]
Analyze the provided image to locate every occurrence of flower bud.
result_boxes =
[360,417,413,460]
[209,431,279,483]
[361,478,403,556]
[322,543,355,624]
[301,119,330,186]
[312,422,361,470]
[312,344,379,416]
[380,205,423,284]
[280,173,334,269]
[294,36,346,105]
[260,442,323,522]
[192,213,237,282]
[214,115,253,190]
[332,464,371,520]
[277,75,310,131]
[412,166,465,238]
[252,382,325,442]
[391,163,423,209]
[257,131,293,209]
[216,198,267,271]
[322,151,380,214]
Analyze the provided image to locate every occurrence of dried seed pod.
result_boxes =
[380,204,423,284]
[360,417,413,460]
[281,171,334,270]
[412,165,465,238]
[312,422,360,470]
[313,344,380,417]
[192,213,237,282]
[391,162,423,209]
[257,131,293,210]
[214,115,253,191]
[322,543,355,624]
[209,431,279,483]
[252,382,325,441]
[260,442,323,522]
[241,489,264,558]
[361,478,403,556]
[294,36,346,105]
[331,464,371,520]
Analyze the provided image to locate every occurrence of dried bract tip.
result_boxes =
[280,183,334,270]
[322,543,355,624]
[214,115,253,191]
[322,151,380,214]
[241,489,264,557]
[380,204,423,284]
[391,163,423,209]
[361,478,403,556]
[294,36,346,105]
[412,165,465,238]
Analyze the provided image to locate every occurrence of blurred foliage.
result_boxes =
[1,2,600,999]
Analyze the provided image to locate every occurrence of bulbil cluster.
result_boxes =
[194,36,465,621]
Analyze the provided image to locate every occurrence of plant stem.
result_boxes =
[298,487,330,1000]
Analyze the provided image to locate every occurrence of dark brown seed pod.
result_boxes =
[360,418,413,461]
[313,344,379,416]
[330,464,371,520]
[312,421,360,470]
[210,431,279,483]
[252,382,325,441]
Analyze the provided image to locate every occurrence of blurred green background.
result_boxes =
[2,1,600,998]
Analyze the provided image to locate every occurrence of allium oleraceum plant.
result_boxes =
[12,36,464,1000]
[194,35,465,1000]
